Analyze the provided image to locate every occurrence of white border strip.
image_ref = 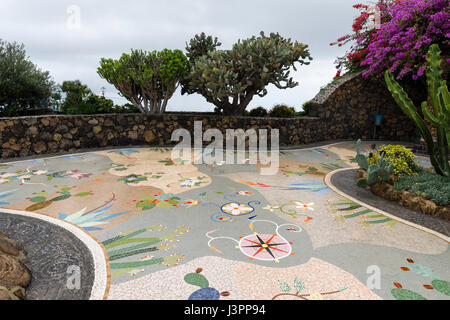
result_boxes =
[0,208,109,300]
[325,168,450,243]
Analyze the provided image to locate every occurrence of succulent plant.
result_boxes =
[366,153,394,186]
[384,44,449,177]
[182,32,312,115]
[356,139,369,170]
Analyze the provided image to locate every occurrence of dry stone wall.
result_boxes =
[0,72,423,160]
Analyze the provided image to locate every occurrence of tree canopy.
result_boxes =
[60,80,92,113]
[97,49,189,114]
[182,32,313,115]
[0,39,55,112]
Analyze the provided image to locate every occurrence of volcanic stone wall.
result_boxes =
[0,114,329,159]
[306,72,420,141]
[0,72,421,160]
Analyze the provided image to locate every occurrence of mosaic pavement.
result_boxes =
[0,142,448,300]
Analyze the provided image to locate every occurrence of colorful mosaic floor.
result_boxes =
[0,142,449,300]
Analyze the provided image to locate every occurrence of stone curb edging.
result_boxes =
[0,208,110,300]
[324,168,450,243]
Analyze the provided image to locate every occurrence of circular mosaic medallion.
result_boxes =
[239,233,292,261]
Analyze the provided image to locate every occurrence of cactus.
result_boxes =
[355,139,369,170]
[354,139,394,186]
[384,44,450,177]
[364,152,394,186]
[182,32,312,115]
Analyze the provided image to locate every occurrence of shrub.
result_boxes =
[330,1,396,77]
[0,105,21,117]
[368,144,418,177]
[362,0,449,80]
[112,103,140,114]
[394,170,450,206]
[66,103,98,115]
[249,107,268,117]
[268,105,297,118]
[331,0,449,81]
[357,178,369,188]
[85,95,114,113]
[301,101,312,116]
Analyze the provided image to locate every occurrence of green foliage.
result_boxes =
[357,147,395,186]
[384,44,450,177]
[185,32,221,64]
[248,106,268,117]
[268,105,297,118]
[355,139,369,170]
[98,48,189,114]
[356,178,368,188]
[85,95,114,113]
[61,80,92,113]
[301,101,312,116]
[394,170,450,206]
[0,105,21,117]
[368,144,418,177]
[112,103,140,114]
[367,156,394,186]
[0,39,56,114]
[182,32,312,115]
[66,103,98,115]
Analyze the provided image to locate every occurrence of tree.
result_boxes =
[182,32,312,115]
[97,49,189,114]
[0,39,55,112]
[60,80,92,113]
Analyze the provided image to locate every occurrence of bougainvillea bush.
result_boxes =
[362,0,449,80]
[332,0,449,81]
[330,1,395,77]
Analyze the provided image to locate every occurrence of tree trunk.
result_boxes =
[215,90,255,116]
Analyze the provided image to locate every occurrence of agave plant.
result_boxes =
[384,44,450,177]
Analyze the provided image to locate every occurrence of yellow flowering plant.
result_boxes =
[368,144,418,177]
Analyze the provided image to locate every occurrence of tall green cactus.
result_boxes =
[356,139,369,170]
[384,44,450,177]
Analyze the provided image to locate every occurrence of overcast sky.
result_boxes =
[0,0,360,112]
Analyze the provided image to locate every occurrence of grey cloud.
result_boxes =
[1,0,358,111]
